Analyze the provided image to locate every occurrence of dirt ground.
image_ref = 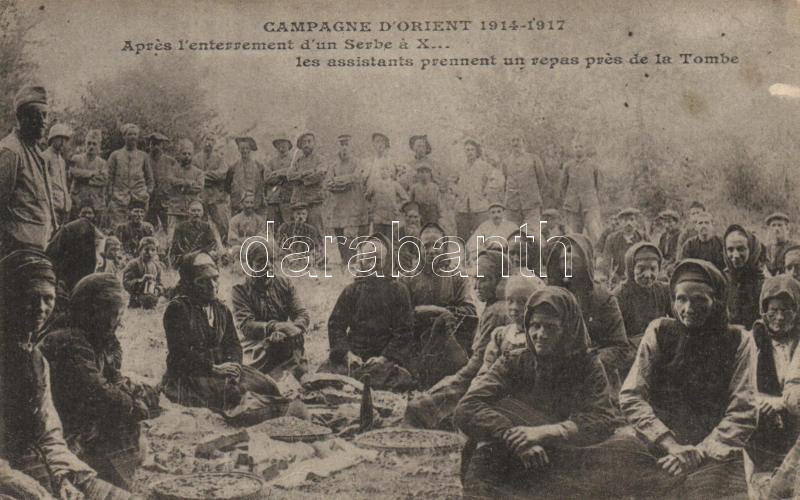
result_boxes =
[119,262,464,499]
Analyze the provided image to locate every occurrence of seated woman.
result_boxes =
[0,250,131,499]
[611,259,757,499]
[162,251,280,411]
[454,286,619,498]
[325,234,415,391]
[748,275,800,471]
[231,241,310,379]
[613,242,671,347]
[45,217,103,316]
[723,224,765,329]
[405,268,537,430]
[41,273,158,489]
[122,236,164,309]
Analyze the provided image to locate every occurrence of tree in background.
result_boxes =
[63,55,224,157]
[0,0,38,134]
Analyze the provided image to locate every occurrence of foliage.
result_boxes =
[0,0,38,134]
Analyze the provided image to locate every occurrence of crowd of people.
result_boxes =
[2,83,800,499]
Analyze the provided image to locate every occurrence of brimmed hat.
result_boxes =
[145,131,170,143]
[617,207,641,218]
[688,201,706,211]
[47,123,73,142]
[272,136,292,149]
[235,136,257,151]
[766,212,791,225]
[409,135,431,155]
[13,85,48,111]
[372,132,390,147]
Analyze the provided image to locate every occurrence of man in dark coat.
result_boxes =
[678,211,725,272]
[604,207,645,284]
[169,200,218,267]
[114,199,155,257]
[657,209,682,267]
[676,200,705,250]
[613,242,671,347]
[765,212,796,276]
[231,242,310,379]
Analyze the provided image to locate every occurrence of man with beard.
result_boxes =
[228,136,264,215]
[167,139,204,240]
[604,207,645,284]
[765,212,796,276]
[145,131,176,232]
[0,85,57,255]
[228,193,267,249]
[613,242,671,347]
[396,201,423,270]
[657,209,682,267]
[70,129,109,228]
[231,242,310,379]
[406,135,444,192]
[325,134,368,266]
[559,137,602,243]
[678,211,725,272]
[288,132,326,232]
[194,133,230,243]
[723,224,764,329]
[114,200,155,258]
[502,133,547,229]
[107,123,154,228]
[43,123,73,226]
[264,134,294,226]
[169,200,217,267]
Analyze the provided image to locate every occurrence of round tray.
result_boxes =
[354,427,466,455]
[253,416,333,443]
[151,471,265,500]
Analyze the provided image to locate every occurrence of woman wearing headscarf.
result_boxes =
[614,242,672,347]
[748,275,800,471]
[162,251,280,411]
[545,233,633,383]
[0,250,131,499]
[612,259,757,499]
[454,286,619,497]
[41,273,158,489]
[405,250,521,428]
[45,218,103,315]
[723,224,765,329]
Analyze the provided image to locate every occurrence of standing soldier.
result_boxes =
[325,134,368,266]
[107,123,154,228]
[765,212,796,276]
[503,133,547,230]
[264,134,294,226]
[195,132,230,244]
[228,136,264,216]
[559,136,602,242]
[43,123,73,226]
[69,129,108,228]
[0,85,56,255]
[145,131,175,232]
[167,139,205,240]
[288,132,326,233]
[407,134,446,191]
[453,139,496,242]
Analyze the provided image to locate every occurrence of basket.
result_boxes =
[151,471,265,500]
[354,427,465,455]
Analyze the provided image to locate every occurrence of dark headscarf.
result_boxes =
[177,251,219,301]
[760,274,800,315]
[545,233,596,287]
[46,218,100,292]
[0,249,56,335]
[623,241,662,283]
[722,224,764,280]
[669,258,730,331]
[524,286,589,359]
[69,272,126,348]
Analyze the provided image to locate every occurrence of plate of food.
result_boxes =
[354,427,466,455]
[251,415,333,443]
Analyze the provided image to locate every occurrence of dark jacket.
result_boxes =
[122,257,163,297]
[613,242,671,341]
[327,276,414,366]
[658,226,681,264]
[546,233,634,376]
[604,230,644,280]
[403,269,477,318]
[679,234,725,272]
[169,219,216,266]
[115,221,155,257]
[723,225,764,330]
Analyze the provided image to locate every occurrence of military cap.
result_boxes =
[144,131,170,143]
[14,85,48,111]
[121,123,140,135]
[658,209,680,221]
[272,136,293,149]
[415,163,432,173]
[766,212,791,225]
[47,123,73,142]
[129,199,146,210]
[188,199,204,209]
[488,200,505,210]
[235,136,257,151]
[291,202,309,211]
[617,207,641,218]
[372,132,390,147]
[400,201,420,214]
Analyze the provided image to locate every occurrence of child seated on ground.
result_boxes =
[122,236,164,309]
[96,235,124,275]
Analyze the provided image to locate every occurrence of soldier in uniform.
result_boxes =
[765,212,796,276]
[194,133,230,244]
[325,134,368,266]
[144,132,175,232]
[69,129,108,228]
[167,139,204,240]
[107,123,154,228]
[453,139,497,241]
[288,132,326,233]
[264,135,294,227]
[228,136,264,216]
[503,133,547,229]
[559,137,603,243]
[43,123,73,226]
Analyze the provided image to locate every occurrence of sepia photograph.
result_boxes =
[1,0,799,498]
